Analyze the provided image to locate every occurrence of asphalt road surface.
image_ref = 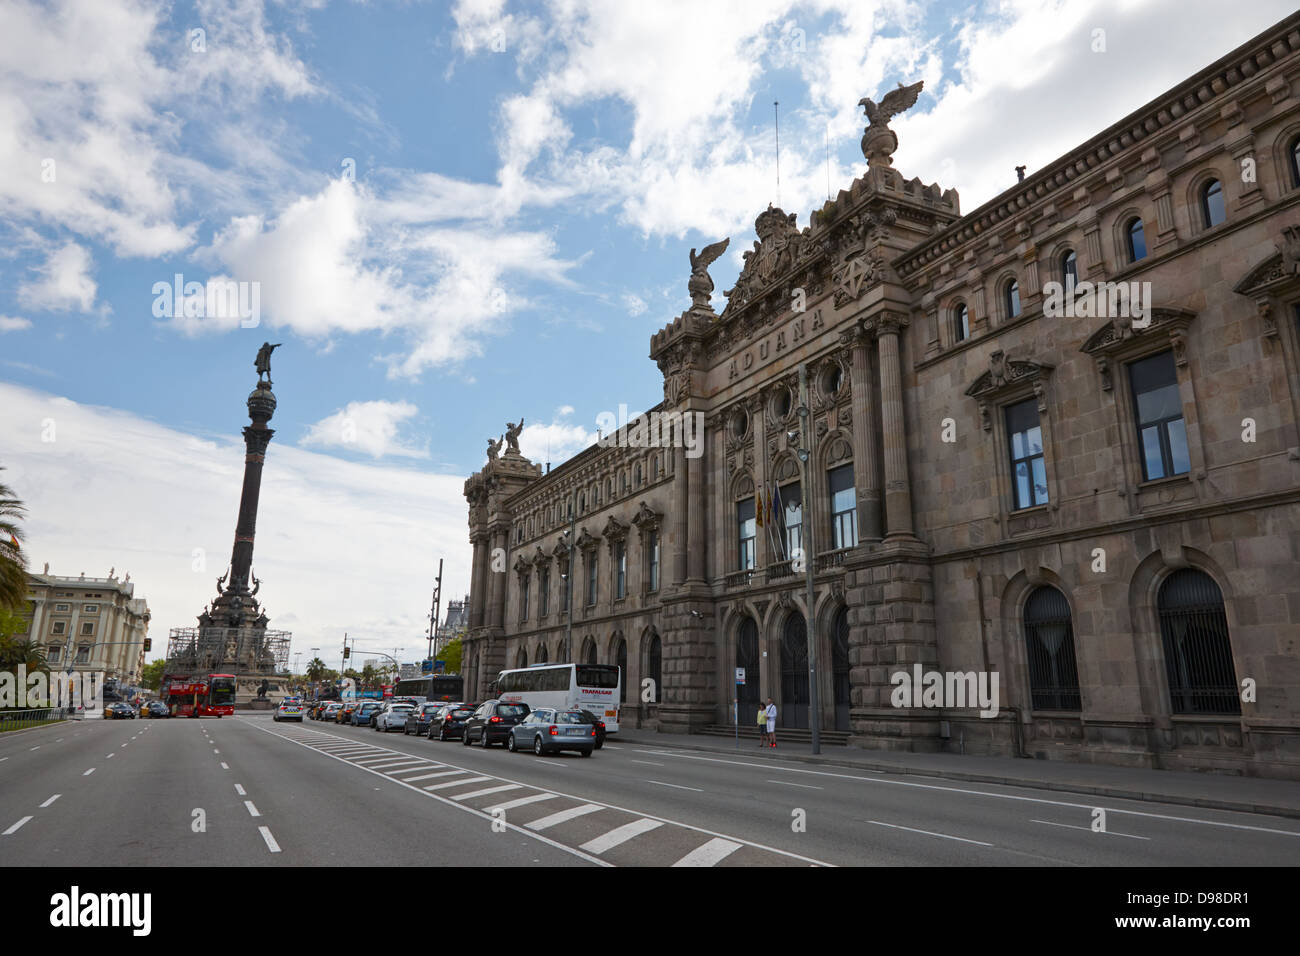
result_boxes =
[3,714,1298,866]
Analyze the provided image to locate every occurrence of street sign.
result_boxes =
[735,667,746,684]
[421,659,434,674]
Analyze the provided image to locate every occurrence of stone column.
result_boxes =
[672,444,689,585]
[487,529,506,628]
[875,313,916,541]
[844,326,881,541]
[686,429,705,583]
[469,535,487,629]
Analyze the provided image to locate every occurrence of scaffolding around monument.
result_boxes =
[166,626,291,677]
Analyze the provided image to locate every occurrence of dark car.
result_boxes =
[428,704,475,741]
[508,708,596,757]
[145,701,170,719]
[577,709,606,749]
[106,702,136,720]
[404,701,444,736]
[461,700,530,748]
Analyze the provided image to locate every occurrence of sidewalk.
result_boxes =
[611,729,1300,820]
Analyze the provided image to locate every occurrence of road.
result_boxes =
[2,714,1298,866]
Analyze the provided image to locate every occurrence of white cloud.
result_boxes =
[0,381,468,664]
[18,243,99,313]
[0,315,32,332]
[300,400,429,460]
[515,406,597,468]
[622,293,647,316]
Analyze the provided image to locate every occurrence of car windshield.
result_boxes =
[556,712,590,724]
[496,704,528,717]
[391,705,413,712]
[451,709,474,718]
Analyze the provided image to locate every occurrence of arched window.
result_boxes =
[736,618,760,715]
[1158,569,1239,715]
[1291,135,1300,189]
[537,643,549,664]
[1004,278,1021,319]
[516,649,528,669]
[1023,586,1081,711]
[1061,250,1078,287]
[647,632,662,706]
[582,637,597,665]
[832,606,851,732]
[615,637,627,703]
[780,613,809,729]
[1126,217,1147,263]
[953,303,969,343]
[1201,179,1225,229]
[634,463,642,487]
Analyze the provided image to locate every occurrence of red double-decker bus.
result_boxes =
[164,673,237,717]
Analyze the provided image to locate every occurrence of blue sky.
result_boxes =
[2,0,1295,665]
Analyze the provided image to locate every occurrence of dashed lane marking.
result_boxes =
[868,820,993,847]
[220,762,229,770]
[244,801,261,817]
[259,826,281,853]
[235,785,246,796]
[645,780,703,792]
[39,795,61,808]
[3,817,33,836]
[766,779,823,790]
[1031,819,1151,840]
[82,768,95,776]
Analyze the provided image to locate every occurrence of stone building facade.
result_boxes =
[463,12,1300,779]
[20,567,151,686]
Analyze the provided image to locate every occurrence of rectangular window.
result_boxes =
[84,604,99,613]
[828,465,857,550]
[737,498,756,570]
[75,646,90,664]
[561,561,571,612]
[520,574,530,621]
[586,552,598,606]
[1129,350,1189,481]
[47,646,61,663]
[778,482,802,560]
[80,621,95,636]
[539,568,550,616]
[648,531,660,592]
[52,621,66,635]
[615,541,626,599]
[1005,399,1049,509]
[55,603,69,612]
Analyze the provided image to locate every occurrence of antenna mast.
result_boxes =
[774,99,781,206]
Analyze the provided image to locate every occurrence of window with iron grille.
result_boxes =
[1158,569,1239,715]
[1023,586,1081,710]
[737,498,756,570]
[1129,350,1189,480]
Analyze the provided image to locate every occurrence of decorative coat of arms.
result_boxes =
[725,205,804,306]
[832,250,882,307]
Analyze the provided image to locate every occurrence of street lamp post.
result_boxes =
[796,364,822,755]
[563,490,576,662]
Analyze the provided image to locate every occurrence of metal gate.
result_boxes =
[832,607,851,732]
[1158,569,1239,715]
[736,618,760,722]
[780,613,809,729]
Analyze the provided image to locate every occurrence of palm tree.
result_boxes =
[305,657,327,683]
[0,468,28,611]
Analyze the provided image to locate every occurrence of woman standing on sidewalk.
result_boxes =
[756,702,767,746]
[765,698,778,748]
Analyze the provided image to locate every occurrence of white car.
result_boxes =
[273,701,304,722]
[374,702,415,732]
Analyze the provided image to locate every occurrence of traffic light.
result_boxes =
[143,638,151,652]
[343,647,350,659]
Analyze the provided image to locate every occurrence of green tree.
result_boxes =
[0,605,27,642]
[439,638,462,674]
[0,468,28,611]
[139,659,167,691]
[360,662,378,689]
[305,657,327,683]
[0,636,47,673]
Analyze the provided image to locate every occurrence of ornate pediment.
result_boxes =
[601,515,628,548]
[531,545,551,568]
[631,500,662,536]
[965,350,1054,431]
[1080,307,1196,390]
[724,205,808,309]
[575,527,599,551]
[1234,225,1300,298]
[513,554,531,575]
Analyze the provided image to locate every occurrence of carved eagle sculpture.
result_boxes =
[687,237,730,311]
[858,80,924,130]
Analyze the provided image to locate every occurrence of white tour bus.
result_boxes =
[493,663,621,733]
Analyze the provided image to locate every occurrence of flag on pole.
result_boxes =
[755,486,764,528]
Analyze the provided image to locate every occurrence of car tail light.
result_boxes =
[591,728,597,735]
[489,715,501,723]
[549,725,558,735]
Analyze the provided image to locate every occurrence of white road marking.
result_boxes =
[106,754,115,759]
[602,745,621,750]
[424,776,492,791]
[83,768,95,776]
[56,738,64,742]
[235,784,246,796]
[766,779,823,790]
[213,749,220,754]
[485,793,558,813]
[39,794,61,808]
[29,746,39,751]
[365,759,428,770]
[672,837,741,867]
[630,759,664,767]
[0,757,6,762]
[403,770,465,783]
[393,765,446,777]
[259,826,281,853]
[869,820,993,847]
[451,784,521,801]
[645,780,703,792]
[580,818,663,855]
[3,816,33,835]
[526,804,603,831]
[1031,819,1151,840]
[220,762,229,770]
[244,801,261,817]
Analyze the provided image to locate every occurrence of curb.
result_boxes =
[612,733,1300,821]
[0,717,76,740]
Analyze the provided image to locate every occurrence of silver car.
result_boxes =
[507,708,596,757]
[374,702,415,732]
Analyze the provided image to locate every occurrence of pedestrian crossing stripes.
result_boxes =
[258,722,828,868]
